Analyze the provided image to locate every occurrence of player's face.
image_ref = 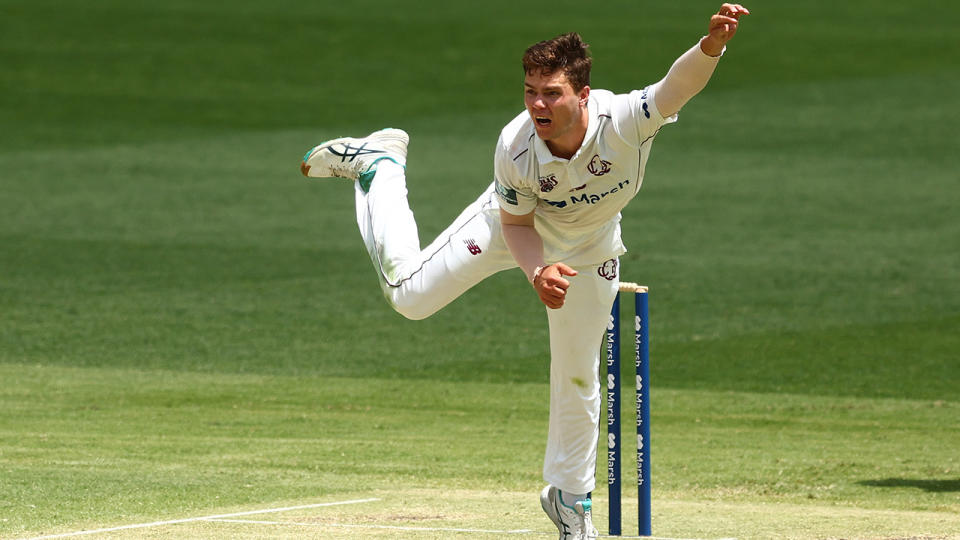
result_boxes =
[524,70,589,153]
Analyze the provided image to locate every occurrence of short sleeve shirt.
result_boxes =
[494,84,676,266]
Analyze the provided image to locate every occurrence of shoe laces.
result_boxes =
[574,500,598,539]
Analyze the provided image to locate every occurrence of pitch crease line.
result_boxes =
[207,517,535,534]
[16,498,381,540]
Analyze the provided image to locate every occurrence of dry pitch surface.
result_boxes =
[16,489,960,540]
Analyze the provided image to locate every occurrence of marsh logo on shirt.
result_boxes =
[588,155,612,176]
[544,199,568,209]
[543,178,632,210]
[538,174,558,193]
[598,258,618,281]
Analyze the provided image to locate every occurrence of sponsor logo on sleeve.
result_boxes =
[640,87,651,118]
[494,179,518,205]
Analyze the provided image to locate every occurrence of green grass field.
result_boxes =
[2,1,958,538]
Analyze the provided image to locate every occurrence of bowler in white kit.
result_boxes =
[300,4,749,538]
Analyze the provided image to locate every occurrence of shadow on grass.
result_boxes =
[859,478,960,493]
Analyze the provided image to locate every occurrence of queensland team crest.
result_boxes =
[538,174,559,192]
[588,154,612,176]
[598,258,618,281]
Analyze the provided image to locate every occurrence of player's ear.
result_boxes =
[579,86,590,107]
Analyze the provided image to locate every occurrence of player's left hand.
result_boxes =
[702,3,749,56]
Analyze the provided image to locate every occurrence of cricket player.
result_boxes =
[301,4,748,538]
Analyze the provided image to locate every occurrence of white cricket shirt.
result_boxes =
[494,85,677,266]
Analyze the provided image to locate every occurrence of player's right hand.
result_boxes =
[533,263,578,309]
[701,3,749,56]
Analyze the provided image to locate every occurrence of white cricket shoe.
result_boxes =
[540,485,598,540]
[300,128,408,191]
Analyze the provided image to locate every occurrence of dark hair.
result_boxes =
[522,32,592,91]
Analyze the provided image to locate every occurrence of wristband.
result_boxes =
[531,264,547,284]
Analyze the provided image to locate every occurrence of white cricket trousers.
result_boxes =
[354,161,619,494]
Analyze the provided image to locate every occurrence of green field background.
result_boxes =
[1,1,958,538]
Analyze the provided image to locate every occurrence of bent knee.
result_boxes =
[386,292,439,321]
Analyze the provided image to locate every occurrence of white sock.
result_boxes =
[560,490,589,507]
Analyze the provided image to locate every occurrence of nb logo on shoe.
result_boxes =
[329,142,386,162]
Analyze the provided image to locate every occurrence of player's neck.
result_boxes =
[545,111,589,160]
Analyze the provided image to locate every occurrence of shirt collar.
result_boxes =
[532,95,598,165]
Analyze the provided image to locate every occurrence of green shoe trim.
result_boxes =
[557,490,577,511]
[358,156,404,193]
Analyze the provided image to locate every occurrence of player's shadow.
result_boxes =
[859,478,960,493]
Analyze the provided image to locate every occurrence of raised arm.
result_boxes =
[654,3,749,118]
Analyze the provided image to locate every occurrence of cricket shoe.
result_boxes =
[300,128,408,192]
[540,485,598,540]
